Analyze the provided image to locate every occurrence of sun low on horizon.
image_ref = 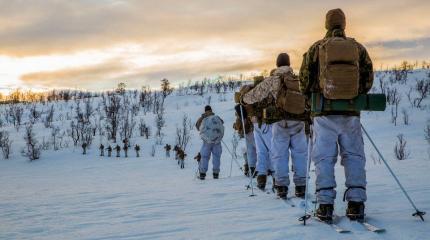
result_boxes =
[0,0,429,93]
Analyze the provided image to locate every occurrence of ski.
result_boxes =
[312,216,351,233]
[357,221,385,233]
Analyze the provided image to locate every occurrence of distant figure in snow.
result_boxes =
[82,142,88,155]
[107,145,112,157]
[164,144,171,158]
[115,145,121,157]
[173,145,181,164]
[177,149,187,169]
[135,144,141,157]
[99,144,105,156]
[123,144,129,158]
[195,105,224,180]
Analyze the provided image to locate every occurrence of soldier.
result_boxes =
[135,144,141,157]
[164,144,172,158]
[240,77,275,191]
[299,9,374,222]
[178,149,187,169]
[82,142,88,155]
[233,102,257,177]
[115,145,121,157]
[123,143,129,158]
[241,53,308,198]
[195,105,224,180]
[99,144,105,157]
[107,145,112,157]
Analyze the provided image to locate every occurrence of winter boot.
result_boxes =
[277,186,288,199]
[213,172,219,179]
[295,185,306,198]
[244,164,249,177]
[346,201,365,221]
[316,204,334,223]
[256,175,267,190]
[199,172,206,180]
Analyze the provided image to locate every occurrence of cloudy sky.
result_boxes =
[0,0,429,92]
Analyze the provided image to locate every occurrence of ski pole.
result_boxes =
[239,104,256,197]
[221,139,243,173]
[299,124,312,225]
[361,124,426,221]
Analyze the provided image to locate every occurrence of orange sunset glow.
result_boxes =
[0,0,429,93]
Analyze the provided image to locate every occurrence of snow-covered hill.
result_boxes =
[0,70,429,240]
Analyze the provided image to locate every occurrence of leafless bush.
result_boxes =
[120,109,136,141]
[425,121,430,145]
[401,108,409,125]
[8,105,24,130]
[23,124,41,161]
[104,94,121,142]
[0,131,12,159]
[389,89,401,126]
[175,114,192,151]
[394,134,410,160]
[44,105,54,128]
[28,104,41,124]
[50,126,61,151]
[151,145,156,157]
[138,119,150,139]
[414,79,429,108]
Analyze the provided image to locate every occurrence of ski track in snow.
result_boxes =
[1,70,430,239]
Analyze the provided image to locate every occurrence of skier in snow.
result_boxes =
[177,148,186,169]
[107,145,112,157]
[240,77,275,191]
[115,145,121,157]
[233,101,257,177]
[195,105,224,180]
[164,144,171,158]
[82,142,88,155]
[299,8,374,222]
[123,144,129,158]
[99,144,105,157]
[242,53,309,199]
[135,144,140,157]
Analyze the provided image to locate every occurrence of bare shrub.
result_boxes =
[401,108,409,125]
[0,131,12,159]
[394,134,410,160]
[175,114,192,151]
[23,124,41,161]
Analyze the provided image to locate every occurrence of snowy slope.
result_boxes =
[0,70,429,240]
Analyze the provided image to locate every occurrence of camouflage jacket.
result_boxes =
[243,66,307,121]
[299,29,374,116]
[242,66,293,104]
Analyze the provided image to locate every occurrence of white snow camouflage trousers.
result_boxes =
[199,142,222,174]
[272,120,308,187]
[253,123,273,175]
[245,132,257,168]
[313,116,367,204]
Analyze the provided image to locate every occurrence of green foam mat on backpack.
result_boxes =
[311,93,386,113]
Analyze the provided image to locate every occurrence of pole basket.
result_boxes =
[412,211,426,221]
[298,214,311,225]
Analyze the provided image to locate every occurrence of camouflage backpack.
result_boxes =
[275,71,306,115]
[318,32,360,100]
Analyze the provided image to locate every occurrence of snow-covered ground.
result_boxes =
[0,70,429,239]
